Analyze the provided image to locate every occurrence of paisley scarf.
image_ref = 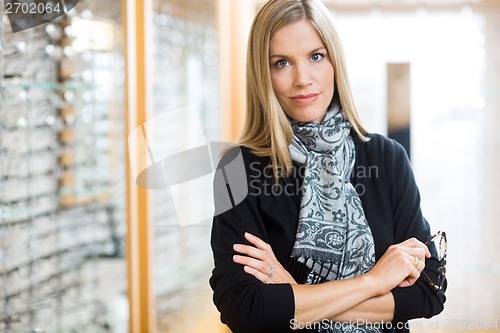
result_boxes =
[289,100,380,333]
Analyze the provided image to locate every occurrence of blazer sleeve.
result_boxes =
[386,140,447,323]
[209,148,295,333]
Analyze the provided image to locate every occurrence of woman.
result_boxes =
[210,0,446,332]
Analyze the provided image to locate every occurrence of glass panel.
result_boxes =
[0,1,126,332]
[151,0,220,331]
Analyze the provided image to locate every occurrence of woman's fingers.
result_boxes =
[244,232,274,255]
[399,237,431,258]
[404,253,424,283]
[395,251,427,289]
[233,254,271,273]
[233,233,298,285]
[411,255,425,271]
[233,243,266,260]
[234,232,277,262]
[243,265,273,284]
[233,250,276,284]
[401,247,427,266]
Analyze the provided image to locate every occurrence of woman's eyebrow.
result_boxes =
[269,46,327,59]
[308,46,327,54]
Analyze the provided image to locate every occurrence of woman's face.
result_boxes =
[269,20,335,124]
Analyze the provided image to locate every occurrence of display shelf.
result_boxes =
[0,0,126,331]
[0,80,96,91]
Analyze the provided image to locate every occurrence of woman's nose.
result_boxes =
[293,63,312,88]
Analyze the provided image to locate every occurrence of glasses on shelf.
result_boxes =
[421,231,447,291]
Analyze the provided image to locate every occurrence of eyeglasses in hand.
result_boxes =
[421,231,447,291]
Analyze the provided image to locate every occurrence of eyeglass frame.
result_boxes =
[421,231,447,292]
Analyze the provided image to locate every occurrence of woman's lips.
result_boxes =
[291,93,319,104]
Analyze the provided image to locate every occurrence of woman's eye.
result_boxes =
[311,53,325,62]
[275,59,289,68]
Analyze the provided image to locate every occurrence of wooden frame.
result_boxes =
[123,0,155,332]
[217,0,255,142]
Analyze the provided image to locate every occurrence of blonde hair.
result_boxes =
[239,0,367,180]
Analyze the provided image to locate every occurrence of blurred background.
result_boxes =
[0,0,499,332]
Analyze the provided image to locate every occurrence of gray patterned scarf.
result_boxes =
[289,102,379,333]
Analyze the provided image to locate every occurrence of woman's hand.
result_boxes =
[233,232,297,285]
[367,237,431,295]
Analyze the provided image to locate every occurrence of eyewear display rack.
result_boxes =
[150,1,220,331]
[0,1,126,332]
[1,0,245,331]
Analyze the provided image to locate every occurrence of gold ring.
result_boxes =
[413,257,419,268]
[267,267,275,278]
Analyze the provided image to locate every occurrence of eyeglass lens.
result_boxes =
[426,231,447,261]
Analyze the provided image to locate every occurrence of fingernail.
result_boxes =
[233,255,239,261]
[233,244,241,250]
